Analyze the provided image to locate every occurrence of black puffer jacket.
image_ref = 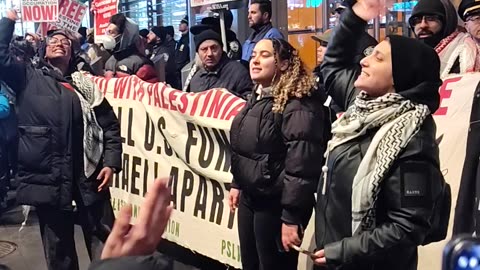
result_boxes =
[0,17,122,209]
[230,88,330,225]
[316,9,444,270]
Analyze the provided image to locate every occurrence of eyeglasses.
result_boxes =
[46,37,71,47]
[466,15,480,23]
[410,15,441,26]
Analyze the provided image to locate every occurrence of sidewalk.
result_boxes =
[0,191,198,270]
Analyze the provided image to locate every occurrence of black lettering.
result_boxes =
[117,106,125,144]
[127,108,135,147]
[131,156,141,195]
[143,159,149,197]
[194,176,208,219]
[168,166,179,208]
[121,153,130,191]
[157,117,173,156]
[212,129,231,172]
[185,122,197,164]
[180,170,194,212]
[154,162,159,179]
[144,113,155,151]
[198,126,214,168]
[209,180,224,225]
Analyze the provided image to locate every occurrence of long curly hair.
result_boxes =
[267,38,315,113]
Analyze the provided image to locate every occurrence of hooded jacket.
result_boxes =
[409,0,458,48]
[105,18,157,82]
[317,8,444,270]
[0,17,122,209]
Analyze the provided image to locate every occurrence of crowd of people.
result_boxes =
[1,0,480,269]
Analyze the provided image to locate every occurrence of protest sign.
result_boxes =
[37,0,87,35]
[22,0,58,22]
[92,0,118,42]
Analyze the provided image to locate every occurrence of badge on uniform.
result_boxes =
[230,41,240,53]
[179,44,185,52]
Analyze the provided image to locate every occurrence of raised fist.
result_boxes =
[6,9,18,21]
[352,0,394,22]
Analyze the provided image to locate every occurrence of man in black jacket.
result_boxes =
[408,0,457,48]
[147,26,180,89]
[176,16,190,76]
[186,30,252,98]
[0,10,123,270]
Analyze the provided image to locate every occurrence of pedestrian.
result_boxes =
[228,38,330,270]
[313,1,449,269]
[0,9,123,270]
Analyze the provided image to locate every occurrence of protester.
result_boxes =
[0,9,123,270]
[184,29,252,97]
[176,16,190,76]
[408,0,473,77]
[313,0,449,269]
[190,12,243,61]
[228,38,329,270]
[147,26,179,88]
[453,0,480,237]
[88,178,173,270]
[242,0,284,62]
[104,14,157,82]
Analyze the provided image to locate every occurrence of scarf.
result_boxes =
[71,71,104,178]
[322,92,429,234]
[435,31,480,79]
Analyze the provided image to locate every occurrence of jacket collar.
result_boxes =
[249,23,273,42]
[198,53,229,77]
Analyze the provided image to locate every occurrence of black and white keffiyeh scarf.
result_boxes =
[322,91,430,235]
[71,71,104,178]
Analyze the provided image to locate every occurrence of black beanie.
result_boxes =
[165,26,174,37]
[409,0,446,26]
[388,35,442,112]
[194,29,223,52]
[150,26,166,42]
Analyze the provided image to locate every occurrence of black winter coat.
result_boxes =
[175,33,190,72]
[230,89,330,225]
[316,9,444,270]
[188,54,252,99]
[453,81,480,235]
[150,39,180,89]
[0,18,122,210]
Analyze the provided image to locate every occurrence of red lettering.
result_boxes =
[168,90,179,111]
[153,85,161,107]
[225,103,245,121]
[207,91,229,118]
[32,6,41,21]
[22,6,33,21]
[137,82,145,102]
[41,5,56,21]
[160,85,169,110]
[200,91,214,116]
[190,92,208,116]
[220,97,238,120]
[146,84,154,105]
[434,76,462,116]
[177,92,188,114]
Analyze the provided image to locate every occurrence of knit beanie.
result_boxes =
[194,29,223,52]
[409,0,446,24]
[388,35,442,112]
[150,26,166,42]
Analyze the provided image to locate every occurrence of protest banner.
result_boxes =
[21,0,58,22]
[93,73,480,269]
[37,0,87,35]
[92,0,118,42]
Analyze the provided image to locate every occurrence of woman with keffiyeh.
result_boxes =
[312,0,449,269]
[0,10,122,270]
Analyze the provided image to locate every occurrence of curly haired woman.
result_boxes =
[228,38,331,270]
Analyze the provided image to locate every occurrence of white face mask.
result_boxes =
[96,35,116,51]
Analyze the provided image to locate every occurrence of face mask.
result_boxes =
[96,35,116,51]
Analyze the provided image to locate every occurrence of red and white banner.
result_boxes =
[90,73,480,269]
[37,0,87,36]
[21,0,59,22]
[92,0,118,42]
